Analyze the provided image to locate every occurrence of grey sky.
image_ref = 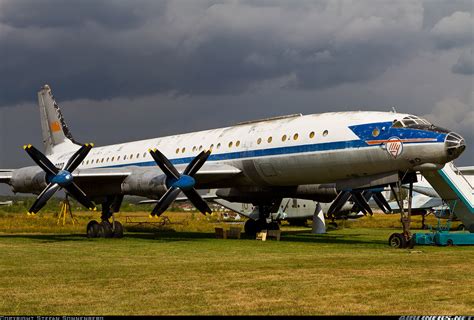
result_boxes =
[0,0,472,175]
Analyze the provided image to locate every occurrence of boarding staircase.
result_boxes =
[422,162,474,232]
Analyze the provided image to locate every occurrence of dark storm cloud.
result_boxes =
[452,49,474,75]
[0,0,425,106]
[431,11,473,50]
[0,0,473,177]
[422,0,473,29]
[0,0,157,29]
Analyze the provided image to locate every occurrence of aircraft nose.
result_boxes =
[445,132,466,160]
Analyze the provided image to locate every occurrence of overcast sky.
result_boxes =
[0,0,472,175]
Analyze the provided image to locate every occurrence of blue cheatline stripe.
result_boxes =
[349,121,447,142]
[99,138,442,169]
[438,169,474,213]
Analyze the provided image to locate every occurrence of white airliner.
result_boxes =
[0,85,467,240]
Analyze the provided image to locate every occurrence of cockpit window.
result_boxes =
[392,120,403,128]
[392,116,431,128]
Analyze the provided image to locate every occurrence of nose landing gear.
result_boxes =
[389,173,416,248]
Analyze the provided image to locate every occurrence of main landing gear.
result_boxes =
[389,173,417,249]
[244,202,281,237]
[87,195,124,238]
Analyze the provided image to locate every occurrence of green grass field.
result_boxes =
[0,211,473,315]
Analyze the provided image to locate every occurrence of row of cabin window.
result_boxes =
[175,130,330,154]
[79,130,331,164]
[176,141,242,154]
[81,152,150,166]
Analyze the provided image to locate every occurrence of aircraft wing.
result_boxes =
[0,170,13,184]
[408,185,440,198]
[180,164,242,185]
[0,163,241,189]
[72,167,132,180]
[139,191,219,204]
[73,163,240,180]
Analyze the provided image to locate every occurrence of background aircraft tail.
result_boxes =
[38,84,80,155]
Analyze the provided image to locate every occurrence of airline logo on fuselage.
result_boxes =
[385,137,403,158]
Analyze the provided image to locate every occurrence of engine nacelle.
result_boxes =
[10,166,47,194]
[294,184,337,202]
[121,169,168,199]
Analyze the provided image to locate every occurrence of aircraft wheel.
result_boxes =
[267,221,280,230]
[244,219,258,237]
[98,221,113,238]
[456,224,465,231]
[86,220,100,238]
[112,221,124,238]
[407,236,416,249]
[389,233,406,249]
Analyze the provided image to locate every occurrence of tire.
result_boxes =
[112,221,124,238]
[86,220,100,238]
[389,233,406,249]
[407,236,416,249]
[267,221,280,230]
[447,239,454,247]
[98,221,113,238]
[328,222,338,229]
[457,224,465,231]
[244,219,258,237]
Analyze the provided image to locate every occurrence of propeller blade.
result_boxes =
[350,190,374,213]
[24,144,58,176]
[148,149,212,216]
[362,190,373,201]
[63,143,93,172]
[183,150,211,176]
[351,191,373,216]
[182,188,212,215]
[328,191,352,217]
[350,192,362,214]
[151,187,181,217]
[64,182,96,210]
[372,191,392,214]
[29,183,61,214]
[149,149,180,180]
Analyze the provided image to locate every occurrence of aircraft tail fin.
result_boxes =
[38,84,80,155]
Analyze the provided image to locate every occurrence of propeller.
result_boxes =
[350,191,373,216]
[329,188,392,218]
[371,190,392,214]
[23,143,96,215]
[327,190,352,218]
[148,148,212,217]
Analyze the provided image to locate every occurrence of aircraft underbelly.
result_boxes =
[245,147,402,186]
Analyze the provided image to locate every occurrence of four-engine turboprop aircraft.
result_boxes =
[0,85,466,240]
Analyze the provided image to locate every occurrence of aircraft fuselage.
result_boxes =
[49,111,459,188]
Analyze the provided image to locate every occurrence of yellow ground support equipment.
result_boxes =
[57,198,78,225]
